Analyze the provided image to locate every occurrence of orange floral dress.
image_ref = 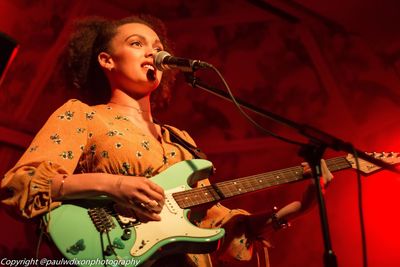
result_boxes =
[1,99,269,267]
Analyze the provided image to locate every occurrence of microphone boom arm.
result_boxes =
[184,71,400,174]
[184,64,399,267]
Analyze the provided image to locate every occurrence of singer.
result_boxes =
[1,15,332,267]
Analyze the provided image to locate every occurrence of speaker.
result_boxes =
[0,32,19,86]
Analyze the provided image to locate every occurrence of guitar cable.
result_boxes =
[100,233,106,264]
[35,221,45,267]
[99,229,118,267]
[105,230,118,257]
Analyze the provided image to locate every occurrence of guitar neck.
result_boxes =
[173,156,351,209]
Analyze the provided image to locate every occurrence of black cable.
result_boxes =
[105,229,119,258]
[208,64,368,267]
[100,233,106,263]
[352,148,368,267]
[209,65,307,147]
[35,223,44,267]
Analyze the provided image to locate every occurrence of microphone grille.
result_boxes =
[154,51,171,71]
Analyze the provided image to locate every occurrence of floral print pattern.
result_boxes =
[2,99,197,215]
[1,99,266,266]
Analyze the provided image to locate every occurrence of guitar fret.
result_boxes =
[249,177,262,190]
[252,178,265,191]
[237,180,251,193]
[174,186,220,209]
[249,179,266,191]
[215,166,300,198]
[174,155,368,209]
[326,157,351,172]
[274,171,284,184]
[220,182,236,197]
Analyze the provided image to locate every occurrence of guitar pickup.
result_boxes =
[165,186,186,214]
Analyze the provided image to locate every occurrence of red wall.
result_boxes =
[1,1,400,266]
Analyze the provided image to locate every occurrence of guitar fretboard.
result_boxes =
[172,157,351,209]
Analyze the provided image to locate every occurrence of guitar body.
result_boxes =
[43,159,225,266]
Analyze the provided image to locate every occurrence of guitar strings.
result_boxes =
[174,157,348,198]
[173,157,353,207]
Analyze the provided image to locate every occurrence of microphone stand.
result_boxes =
[184,71,399,267]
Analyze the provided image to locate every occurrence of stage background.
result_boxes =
[1,1,400,266]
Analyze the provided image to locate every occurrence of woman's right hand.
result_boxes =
[107,175,165,222]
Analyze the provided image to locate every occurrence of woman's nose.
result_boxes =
[145,47,158,58]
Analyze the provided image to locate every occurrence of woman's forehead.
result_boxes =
[115,23,160,42]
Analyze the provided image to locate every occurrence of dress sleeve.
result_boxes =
[192,180,271,266]
[1,99,89,218]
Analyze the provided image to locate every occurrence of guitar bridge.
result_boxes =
[88,207,115,233]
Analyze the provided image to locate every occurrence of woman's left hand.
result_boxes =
[301,159,334,186]
[246,159,334,237]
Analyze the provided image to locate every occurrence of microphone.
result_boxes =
[154,51,212,72]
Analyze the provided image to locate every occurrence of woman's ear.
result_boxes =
[98,52,114,71]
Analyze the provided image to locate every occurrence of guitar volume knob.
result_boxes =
[121,228,132,240]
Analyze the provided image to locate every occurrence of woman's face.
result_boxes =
[105,23,164,97]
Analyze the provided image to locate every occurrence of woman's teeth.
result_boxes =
[143,64,155,71]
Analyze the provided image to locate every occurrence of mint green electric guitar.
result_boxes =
[43,153,399,266]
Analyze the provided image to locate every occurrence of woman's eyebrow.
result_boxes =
[124,34,163,47]
[124,33,144,42]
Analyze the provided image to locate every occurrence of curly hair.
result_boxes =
[65,15,175,109]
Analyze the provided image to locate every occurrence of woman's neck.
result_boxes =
[108,89,153,122]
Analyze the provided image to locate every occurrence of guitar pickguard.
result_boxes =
[130,186,223,257]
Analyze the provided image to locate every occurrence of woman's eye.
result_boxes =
[130,41,142,47]
[154,47,163,52]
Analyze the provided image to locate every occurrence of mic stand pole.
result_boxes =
[299,142,337,267]
[184,72,399,267]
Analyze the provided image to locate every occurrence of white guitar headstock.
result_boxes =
[346,152,400,174]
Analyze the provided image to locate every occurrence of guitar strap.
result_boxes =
[162,124,207,160]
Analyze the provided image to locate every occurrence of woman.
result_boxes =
[1,15,332,266]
